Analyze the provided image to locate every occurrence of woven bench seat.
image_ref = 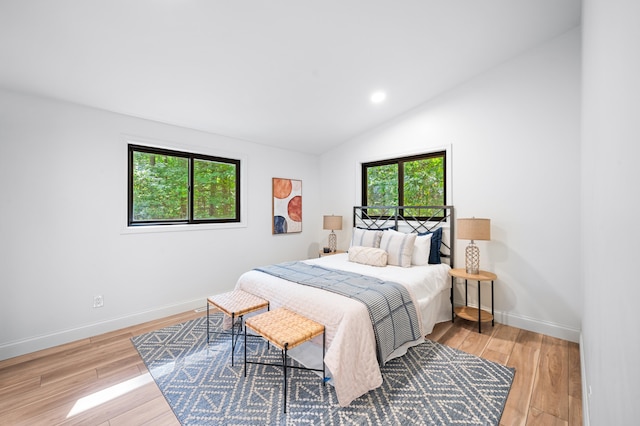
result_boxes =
[244,307,326,413]
[206,290,269,366]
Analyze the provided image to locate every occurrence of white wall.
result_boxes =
[0,89,320,360]
[581,0,640,424]
[321,29,582,341]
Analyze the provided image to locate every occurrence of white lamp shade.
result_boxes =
[323,215,342,231]
[457,218,490,241]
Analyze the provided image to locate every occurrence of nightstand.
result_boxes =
[449,268,497,333]
[318,250,345,258]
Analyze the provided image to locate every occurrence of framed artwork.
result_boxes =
[272,178,302,234]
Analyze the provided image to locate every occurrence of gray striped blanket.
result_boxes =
[254,261,421,366]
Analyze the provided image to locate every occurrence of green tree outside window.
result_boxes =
[363,152,445,217]
[129,145,240,225]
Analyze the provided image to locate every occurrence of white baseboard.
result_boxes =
[0,298,206,362]
[5,298,583,362]
[454,302,581,343]
[494,310,580,343]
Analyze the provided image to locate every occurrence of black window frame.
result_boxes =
[128,144,241,226]
[361,151,447,216]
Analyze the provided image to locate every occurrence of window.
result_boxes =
[362,151,446,215]
[128,144,240,226]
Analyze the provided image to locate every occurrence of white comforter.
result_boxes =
[234,253,450,406]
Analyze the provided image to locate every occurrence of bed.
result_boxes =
[234,205,455,406]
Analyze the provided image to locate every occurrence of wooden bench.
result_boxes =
[206,290,269,366]
[244,307,326,413]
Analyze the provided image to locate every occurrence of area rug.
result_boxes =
[132,314,514,425]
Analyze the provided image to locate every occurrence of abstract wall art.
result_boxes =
[272,177,302,234]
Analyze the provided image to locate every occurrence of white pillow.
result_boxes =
[351,228,383,248]
[379,230,416,267]
[411,233,433,266]
[348,246,388,267]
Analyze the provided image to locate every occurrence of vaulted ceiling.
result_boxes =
[0,1,581,154]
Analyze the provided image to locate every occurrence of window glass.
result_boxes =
[365,163,398,206]
[403,156,444,205]
[132,151,188,221]
[193,159,237,220]
[128,145,240,226]
[362,151,446,216]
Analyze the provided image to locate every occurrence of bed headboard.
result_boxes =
[353,205,455,266]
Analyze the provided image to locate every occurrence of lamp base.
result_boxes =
[465,242,480,275]
[328,232,337,252]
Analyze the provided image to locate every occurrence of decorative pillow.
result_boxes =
[348,246,388,267]
[379,230,417,267]
[418,227,443,264]
[351,228,383,248]
[411,233,433,266]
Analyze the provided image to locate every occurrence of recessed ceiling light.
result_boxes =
[370,91,386,104]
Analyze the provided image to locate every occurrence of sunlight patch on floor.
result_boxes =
[67,372,153,418]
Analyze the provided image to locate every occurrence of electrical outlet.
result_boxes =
[93,295,104,308]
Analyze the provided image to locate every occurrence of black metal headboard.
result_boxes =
[353,205,455,266]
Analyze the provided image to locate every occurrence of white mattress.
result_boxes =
[234,253,451,406]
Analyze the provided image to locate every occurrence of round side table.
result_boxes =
[449,268,497,333]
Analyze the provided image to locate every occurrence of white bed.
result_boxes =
[235,206,454,406]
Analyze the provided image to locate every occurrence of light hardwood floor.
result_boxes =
[0,311,582,425]
[428,319,582,426]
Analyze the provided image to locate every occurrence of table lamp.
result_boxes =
[323,215,342,252]
[457,218,491,274]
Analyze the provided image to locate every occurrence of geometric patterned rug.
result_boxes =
[132,314,514,426]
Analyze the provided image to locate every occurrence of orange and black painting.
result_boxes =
[272,178,302,234]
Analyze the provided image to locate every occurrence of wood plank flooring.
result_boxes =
[0,311,582,425]
[428,320,583,426]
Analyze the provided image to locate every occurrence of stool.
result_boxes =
[207,290,269,366]
[244,307,326,413]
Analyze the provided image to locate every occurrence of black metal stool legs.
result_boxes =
[206,302,210,343]
[283,345,288,413]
